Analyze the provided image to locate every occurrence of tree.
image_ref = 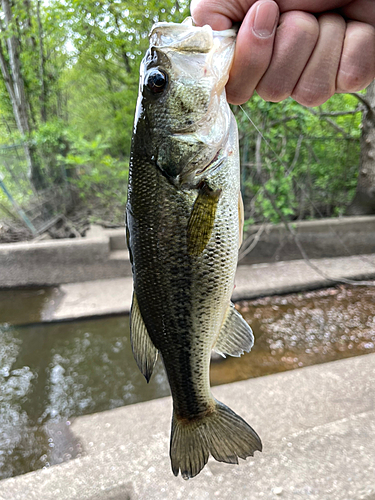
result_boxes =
[0,0,45,189]
[346,81,375,215]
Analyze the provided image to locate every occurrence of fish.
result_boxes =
[126,17,262,479]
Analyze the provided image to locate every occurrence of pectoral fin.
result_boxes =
[130,293,158,382]
[213,303,254,358]
[187,181,221,256]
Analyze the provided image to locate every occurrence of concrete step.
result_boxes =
[1,353,374,499]
[232,253,375,301]
[108,250,130,261]
[41,277,133,322]
[9,253,374,324]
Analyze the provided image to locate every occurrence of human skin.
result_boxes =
[191,0,375,105]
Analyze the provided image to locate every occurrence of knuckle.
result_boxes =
[190,0,205,21]
[190,0,218,25]
[226,89,253,106]
[292,82,334,107]
[279,11,319,41]
[338,66,373,92]
[257,82,289,103]
[318,12,346,30]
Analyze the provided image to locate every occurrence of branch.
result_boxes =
[317,108,363,117]
[0,37,17,107]
[287,134,303,175]
[268,115,300,128]
[351,92,374,115]
[238,223,265,261]
[268,109,361,129]
[305,107,354,138]
[263,188,375,286]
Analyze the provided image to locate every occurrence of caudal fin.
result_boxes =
[170,399,262,479]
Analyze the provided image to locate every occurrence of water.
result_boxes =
[212,285,375,385]
[1,284,375,479]
[0,316,170,480]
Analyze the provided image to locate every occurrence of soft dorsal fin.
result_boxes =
[187,180,222,256]
[213,303,254,358]
[238,191,244,248]
[130,293,158,382]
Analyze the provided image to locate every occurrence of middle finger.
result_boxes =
[292,12,346,106]
[256,10,319,102]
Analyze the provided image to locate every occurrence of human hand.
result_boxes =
[190,0,375,106]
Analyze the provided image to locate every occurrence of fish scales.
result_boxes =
[126,17,262,479]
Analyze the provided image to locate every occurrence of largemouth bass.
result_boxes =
[126,17,262,479]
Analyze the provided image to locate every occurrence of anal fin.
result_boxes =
[130,293,158,382]
[213,303,254,358]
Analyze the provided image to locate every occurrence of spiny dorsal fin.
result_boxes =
[213,303,254,358]
[187,180,221,256]
[130,293,158,382]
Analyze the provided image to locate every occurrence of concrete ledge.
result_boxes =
[232,253,375,301]
[24,253,373,324]
[1,216,374,287]
[0,235,132,287]
[3,253,373,325]
[239,215,375,264]
[1,353,374,499]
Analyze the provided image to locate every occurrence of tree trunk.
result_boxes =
[0,0,45,190]
[346,81,375,215]
[23,0,37,51]
[37,0,47,123]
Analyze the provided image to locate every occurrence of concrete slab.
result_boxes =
[37,253,375,323]
[44,278,133,321]
[232,253,375,300]
[1,353,374,499]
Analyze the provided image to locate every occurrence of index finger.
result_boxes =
[191,0,353,28]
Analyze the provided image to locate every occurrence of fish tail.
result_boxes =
[170,399,262,479]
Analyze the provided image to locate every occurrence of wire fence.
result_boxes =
[0,144,73,237]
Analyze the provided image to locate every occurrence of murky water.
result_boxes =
[212,285,375,385]
[1,284,375,479]
[0,317,170,480]
[0,287,61,325]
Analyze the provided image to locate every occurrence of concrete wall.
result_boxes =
[0,236,132,287]
[0,215,374,287]
[239,215,375,264]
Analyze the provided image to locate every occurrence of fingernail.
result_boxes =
[253,1,278,38]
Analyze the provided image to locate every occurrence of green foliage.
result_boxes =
[0,0,367,227]
[237,93,362,224]
[61,133,129,222]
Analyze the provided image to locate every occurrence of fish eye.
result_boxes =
[146,69,168,94]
